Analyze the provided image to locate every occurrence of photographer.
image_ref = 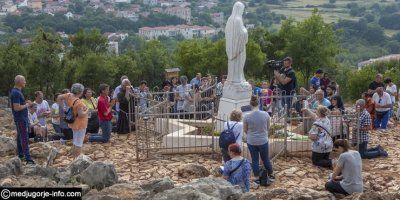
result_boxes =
[273,57,297,111]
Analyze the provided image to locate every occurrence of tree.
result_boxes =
[244,39,266,79]
[137,40,171,87]
[0,39,28,96]
[27,28,64,98]
[74,53,117,90]
[280,10,339,87]
[68,29,108,59]
[111,52,142,86]
[174,39,208,76]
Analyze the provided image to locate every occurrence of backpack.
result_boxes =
[259,168,272,186]
[219,122,239,149]
[64,98,79,124]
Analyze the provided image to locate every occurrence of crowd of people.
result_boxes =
[9,56,398,196]
[9,72,221,163]
[218,63,396,195]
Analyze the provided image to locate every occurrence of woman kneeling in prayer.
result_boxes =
[222,143,251,192]
[325,139,363,196]
[308,106,333,169]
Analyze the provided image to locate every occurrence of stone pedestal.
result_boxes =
[217,81,252,131]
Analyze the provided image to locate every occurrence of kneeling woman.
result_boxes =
[325,139,363,196]
[308,106,333,168]
[222,143,251,192]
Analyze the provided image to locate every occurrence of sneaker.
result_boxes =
[377,145,384,152]
[251,181,259,189]
[18,155,24,161]
[26,160,35,165]
[268,174,275,182]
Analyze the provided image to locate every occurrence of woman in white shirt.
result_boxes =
[221,110,243,162]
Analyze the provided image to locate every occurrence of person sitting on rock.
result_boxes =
[325,139,363,196]
[222,143,251,192]
[308,106,333,169]
[352,99,388,159]
[28,103,47,141]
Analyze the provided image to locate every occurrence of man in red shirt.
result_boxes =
[88,84,113,143]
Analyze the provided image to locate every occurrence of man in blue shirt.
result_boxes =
[10,75,35,164]
[311,89,331,109]
[190,73,202,86]
[310,69,323,90]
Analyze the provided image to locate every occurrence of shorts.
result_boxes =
[72,129,86,147]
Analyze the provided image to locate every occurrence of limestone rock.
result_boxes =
[81,161,118,189]
[54,167,72,185]
[239,192,258,200]
[83,183,148,200]
[0,136,16,156]
[69,155,93,175]
[4,175,58,187]
[0,157,22,179]
[290,188,333,200]
[178,164,210,179]
[23,165,57,178]
[343,191,400,200]
[154,177,242,200]
[30,142,58,166]
[140,177,175,195]
[152,187,213,200]
[265,188,289,199]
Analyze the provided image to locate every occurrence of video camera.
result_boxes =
[266,60,283,70]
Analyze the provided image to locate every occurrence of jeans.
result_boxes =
[89,120,112,143]
[325,181,349,195]
[358,141,380,159]
[374,111,389,129]
[52,123,61,134]
[15,119,32,160]
[247,143,273,176]
[312,152,332,168]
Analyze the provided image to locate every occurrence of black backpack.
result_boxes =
[64,99,79,124]
[259,168,272,186]
[219,122,239,149]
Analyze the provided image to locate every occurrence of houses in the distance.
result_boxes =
[139,25,216,39]
[164,6,191,23]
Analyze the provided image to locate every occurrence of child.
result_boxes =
[28,103,47,141]
[222,143,251,192]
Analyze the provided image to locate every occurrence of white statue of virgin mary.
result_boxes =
[225,1,248,84]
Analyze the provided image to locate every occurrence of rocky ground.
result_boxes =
[0,105,400,199]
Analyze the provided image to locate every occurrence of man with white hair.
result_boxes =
[311,89,331,109]
[352,99,388,159]
[372,87,392,129]
[11,75,35,164]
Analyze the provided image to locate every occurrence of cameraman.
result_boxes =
[273,57,297,111]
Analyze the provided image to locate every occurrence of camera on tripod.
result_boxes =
[266,60,283,70]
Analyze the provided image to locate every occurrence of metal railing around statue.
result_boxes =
[133,81,219,161]
[129,85,362,163]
